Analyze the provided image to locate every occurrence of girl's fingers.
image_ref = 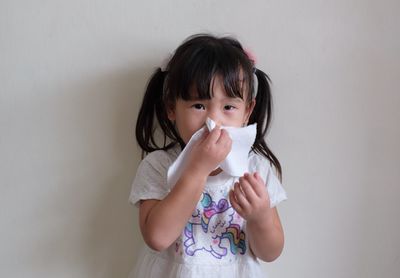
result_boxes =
[233,181,250,208]
[215,129,231,145]
[254,172,264,184]
[246,172,265,197]
[229,190,243,215]
[238,175,258,203]
[197,129,210,144]
[206,126,222,144]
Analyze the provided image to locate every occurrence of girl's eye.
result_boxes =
[192,103,205,110]
[224,105,236,111]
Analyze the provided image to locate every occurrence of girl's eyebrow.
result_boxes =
[222,97,243,103]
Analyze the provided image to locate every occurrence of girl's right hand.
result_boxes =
[185,127,232,178]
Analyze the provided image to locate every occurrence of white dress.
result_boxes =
[128,145,287,278]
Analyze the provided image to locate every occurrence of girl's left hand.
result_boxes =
[229,172,271,222]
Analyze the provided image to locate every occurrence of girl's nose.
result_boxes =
[207,106,225,126]
[207,113,222,127]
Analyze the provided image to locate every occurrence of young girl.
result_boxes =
[129,34,287,278]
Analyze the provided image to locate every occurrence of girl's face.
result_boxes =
[167,75,255,144]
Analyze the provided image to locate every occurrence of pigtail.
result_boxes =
[135,68,179,157]
[250,68,283,182]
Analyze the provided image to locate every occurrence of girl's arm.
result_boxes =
[246,207,284,262]
[139,172,206,252]
[139,128,231,252]
[229,172,284,262]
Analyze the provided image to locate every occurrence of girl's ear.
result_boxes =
[244,99,256,124]
[166,102,176,121]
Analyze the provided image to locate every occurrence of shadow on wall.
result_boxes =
[25,64,154,277]
[76,66,151,277]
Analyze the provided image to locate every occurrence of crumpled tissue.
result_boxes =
[167,118,257,187]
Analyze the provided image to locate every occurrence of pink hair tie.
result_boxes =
[244,48,258,98]
[244,48,257,65]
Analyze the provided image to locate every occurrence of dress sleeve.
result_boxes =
[264,164,288,207]
[128,151,172,207]
[249,153,288,208]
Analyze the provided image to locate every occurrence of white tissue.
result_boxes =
[167,118,257,187]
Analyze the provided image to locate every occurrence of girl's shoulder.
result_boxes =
[248,150,272,169]
[140,144,181,172]
[247,151,278,179]
[129,145,182,206]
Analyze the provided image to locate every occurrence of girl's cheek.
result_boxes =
[225,115,245,128]
[182,129,199,143]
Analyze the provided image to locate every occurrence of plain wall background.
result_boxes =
[1,0,399,277]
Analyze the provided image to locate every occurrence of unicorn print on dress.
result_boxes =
[183,192,246,259]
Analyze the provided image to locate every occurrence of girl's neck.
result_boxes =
[209,168,223,176]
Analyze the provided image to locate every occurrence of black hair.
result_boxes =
[135,33,282,180]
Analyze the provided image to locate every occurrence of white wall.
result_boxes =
[1,0,399,277]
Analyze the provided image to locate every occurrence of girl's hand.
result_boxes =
[186,127,232,178]
[229,172,272,223]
